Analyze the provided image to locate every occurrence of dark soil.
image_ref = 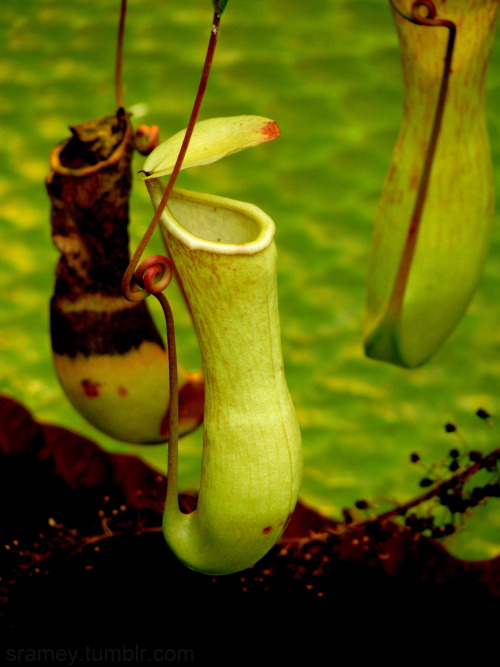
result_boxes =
[1,395,498,661]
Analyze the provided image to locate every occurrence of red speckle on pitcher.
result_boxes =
[81,379,101,398]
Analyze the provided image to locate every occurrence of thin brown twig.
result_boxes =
[279,448,500,546]
[115,0,127,109]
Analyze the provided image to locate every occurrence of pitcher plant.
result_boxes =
[119,3,302,575]
[364,0,499,367]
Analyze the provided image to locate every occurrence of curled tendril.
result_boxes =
[389,0,456,33]
[389,0,438,24]
[134,125,161,156]
[134,254,174,296]
[412,0,436,21]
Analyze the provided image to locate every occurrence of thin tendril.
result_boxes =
[387,0,457,313]
[134,255,179,508]
[116,0,127,109]
[120,9,224,516]
[121,11,222,303]
[155,292,180,514]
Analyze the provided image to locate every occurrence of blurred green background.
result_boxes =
[1,0,499,560]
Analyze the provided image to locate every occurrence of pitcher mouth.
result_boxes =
[148,182,275,255]
[49,111,132,178]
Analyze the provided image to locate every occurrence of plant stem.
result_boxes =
[122,11,222,302]
[155,292,180,514]
[116,0,127,109]
[279,447,500,546]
